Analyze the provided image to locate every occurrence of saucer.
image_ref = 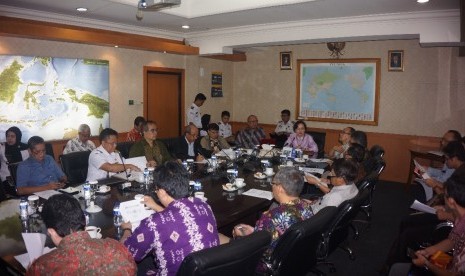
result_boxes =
[86,205,102,213]
[294,158,306,163]
[96,187,110,194]
[254,173,266,179]
[222,184,238,192]
[264,172,275,177]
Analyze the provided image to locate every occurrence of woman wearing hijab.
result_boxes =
[0,126,29,184]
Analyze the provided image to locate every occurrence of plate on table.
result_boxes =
[222,183,238,192]
[294,158,306,163]
[254,172,267,179]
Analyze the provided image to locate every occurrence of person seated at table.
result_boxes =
[87,128,140,181]
[129,120,173,167]
[200,113,211,137]
[218,110,235,143]
[283,120,318,158]
[121,161,219,275]
[63,123,96,154]
[200,123,230,158]
[230,167,313,272]
[308,158,359,214]
[0,126,29,196]
[270,109,294,147]
[329,126,355,159]
[344,143,367,182]
[16,136,67,196]
[126,116,145,142]
[171,125,204,161]
[236,115,266,149]
[388,177,465,276]
[350,130,368,149]
[27,194,136,274]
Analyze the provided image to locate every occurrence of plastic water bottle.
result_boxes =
[19,199,28,221]
[83,182,91,200]
[143,168,149,185]
[148,167,155,184]
[113,203,122,227]
[211,155,217,169]
[84,211,90,226]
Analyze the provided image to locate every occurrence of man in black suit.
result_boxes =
[171,125,205,161]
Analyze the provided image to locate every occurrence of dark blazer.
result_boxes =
[171,136,203,161]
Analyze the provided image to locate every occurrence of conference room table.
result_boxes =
[1,155,328,274]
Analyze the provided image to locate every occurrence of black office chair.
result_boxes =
[176,231,271,276]
[306,131,326,158]
[59,151,91,186]
[116,141,134,159]
[316,189,371,272]
[262,206,337,276]
[45,142,55,157]
[353,173,380,239]
[7,162,20,197]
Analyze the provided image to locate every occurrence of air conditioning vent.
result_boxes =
[143,0,181,11]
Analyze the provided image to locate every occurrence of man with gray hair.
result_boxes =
[171,125,204,161]
[63,123,96,154]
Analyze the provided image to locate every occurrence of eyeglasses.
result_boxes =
[104,141,117,147]
[31,149,46,155]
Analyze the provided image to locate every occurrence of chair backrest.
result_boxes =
[7,162,20,187]
[45,142,54,157]
[268,207,337,275]
[176,231,271,276]
[317,189,371,259]
[116,141,134,159]
[306,131,326,158]
[59,151,91,185]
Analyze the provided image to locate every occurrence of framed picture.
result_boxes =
[388,50,404,72]
[280,51,292,70]
[296,58,381,126]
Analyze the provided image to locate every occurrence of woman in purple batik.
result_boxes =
[120,161,219,275]
[284,120,318,158]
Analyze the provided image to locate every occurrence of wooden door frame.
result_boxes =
[143,66,185,136]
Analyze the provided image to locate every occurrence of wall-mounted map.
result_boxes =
[0,56,109,141]
[297,58,380,126]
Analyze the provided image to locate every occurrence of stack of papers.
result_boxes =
[15,233,55,269]
[119,199,155,231]
[299,167,325,175]
[242,189,273,200]
[410,200,436,214]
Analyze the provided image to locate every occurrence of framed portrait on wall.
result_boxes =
[388,50,404,72]
[280,51,292,70]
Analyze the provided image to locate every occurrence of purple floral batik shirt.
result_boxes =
[124,197,219,276]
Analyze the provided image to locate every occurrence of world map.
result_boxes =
[299,61,379,124]
[0,56,109,140]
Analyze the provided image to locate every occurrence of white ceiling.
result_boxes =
[0,0,460,54]
[0,0,459,33]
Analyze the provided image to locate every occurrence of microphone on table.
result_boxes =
[116,150,130,181]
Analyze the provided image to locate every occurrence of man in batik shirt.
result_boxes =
[232,167,313,271]
[63,123,96,154]
[121,161,219,275]
[126,116,145,142]
[27,194,136,275]
[236,115,266,149]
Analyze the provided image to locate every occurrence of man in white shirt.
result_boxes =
[218,110,234,143]
[311,159,359,214]
[270,109,294,147]
[87,128,140,181]
[63,124,96,154]
[186,93,206,128]
[328,127,355,159]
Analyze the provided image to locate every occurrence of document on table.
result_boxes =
[298,167,325,175]
[119,199,154,231]
[242,189,273,200]
[410,200,436,214]
[34,189,61,200]
[15,233,55,269]
[309,158,332,163]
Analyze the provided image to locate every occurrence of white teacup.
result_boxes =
[265,168,274,176]
[99,185,109,193]
[134,194,144,202]
[303,154,309,160]
[246,149,253,155]
[85,226,101,238]
[235,178,245,188]
[194,192,205,200]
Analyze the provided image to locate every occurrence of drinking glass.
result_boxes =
[226,169,238,184]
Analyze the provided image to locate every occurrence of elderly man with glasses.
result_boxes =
[329,126,355,159]
[16,136,67,195]
[87,128,140,181]
[236,115,266,149]
[171,125,204,161]
[129,120,173,167]
[62,123,96,154]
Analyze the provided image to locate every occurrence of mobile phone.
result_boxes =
[407,248,418,259]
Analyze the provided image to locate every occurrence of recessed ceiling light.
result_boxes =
[76,7,88,12]
[182,25,190,29]
[417,0,429,3]
[114,45,119,48]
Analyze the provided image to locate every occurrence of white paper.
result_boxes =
[124,156,148,171]
[119,199,154,231]
[413,159,430,179]
[34,190,61,200]
[410,200,437,214]
[298,167,325,175]
[428,150,444,156]
[242,189,273,200]
[416,179,434,201]
[303,172,328,188]
[309,158,332,163]
[15,247,55,269]
[22,233,46,264]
